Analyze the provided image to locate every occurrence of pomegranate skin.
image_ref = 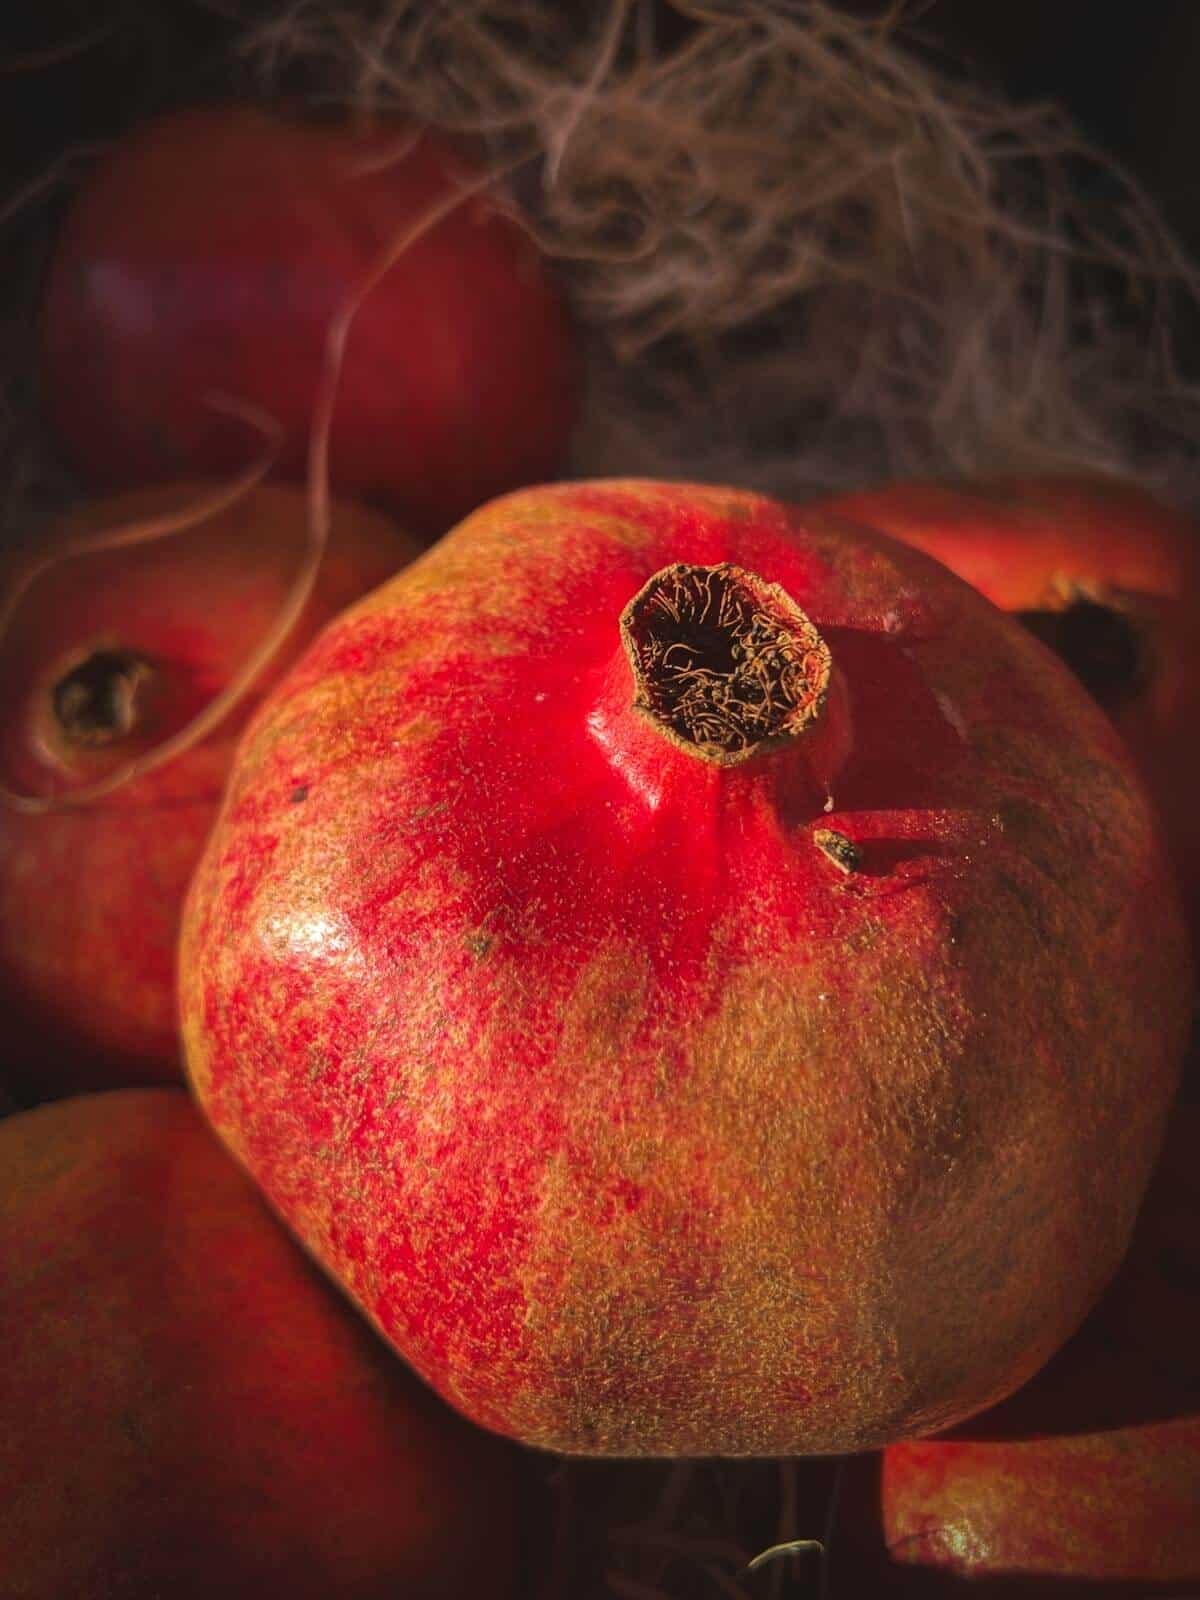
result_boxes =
[0,1089,525,1599]
[41,105,577,537]
[180,480,1191,1458]
[817,474,1200,942]
[0,483,416,1101]
[881,1093,1200,1587]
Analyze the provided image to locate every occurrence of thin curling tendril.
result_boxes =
[0,399,283,814]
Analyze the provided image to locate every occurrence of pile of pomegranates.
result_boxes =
[3,24,1200,1597]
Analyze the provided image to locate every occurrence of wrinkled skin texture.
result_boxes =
[0,483,416,1100]
[42,106,577,537]
[181,480,1191,1457]
[0,1091,526,1599]
[818,474,1200,943]
[881,1085,1200,1588]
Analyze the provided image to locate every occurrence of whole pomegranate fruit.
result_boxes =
[0,1089,526,1599]
[181,480,1191,1457]
[880,1086,1200,1588]
[42,105,577,536]
[817,474,1200,941]
[0,482,416,1101]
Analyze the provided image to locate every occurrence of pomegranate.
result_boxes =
[180,480,1190,1457]
[880,1085,1200,1587]
[0,1088,526,1599]
[0,482,417,1101]
[41,105,577,536]
[817,474,1200,940]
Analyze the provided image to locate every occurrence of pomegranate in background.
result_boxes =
[0,1089,526,1599]
[818,474,1200,941]
[42,105,578,537]
[0,482,416,1101]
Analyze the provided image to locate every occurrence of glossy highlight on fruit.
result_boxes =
[42,105,578,536]
[0,483,416,1100]
[181,480,1191,1458]
[0,1089,525,1599]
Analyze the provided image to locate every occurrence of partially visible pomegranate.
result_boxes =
[181,479,1190,1459]
[880,1085,1200,1588]
[817,475,1200,939]
[41,105,577,536]
[0,482,417,1101]
[0,1089,526,1599]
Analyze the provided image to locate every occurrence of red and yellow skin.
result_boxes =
[0,1089,526,1600]
[880,1086,1200,1589]
[817,475,1200,942]
[0,483,416,1101]
[180,480,1191,1458]
[41,105,577,539]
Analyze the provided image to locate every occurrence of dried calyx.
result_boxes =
[620,563,831,764]
[52,648,156,747]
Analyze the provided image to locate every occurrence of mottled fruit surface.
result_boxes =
[0,1089,525,1599]
[181,480,1191,1457]
[882,1086,1200,1586]
[42,105,577,535]
[0,483,415,1100]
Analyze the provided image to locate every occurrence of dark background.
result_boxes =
[2,2,1198,231]
[3,1,1199,349]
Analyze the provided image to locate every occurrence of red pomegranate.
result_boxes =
[180,480,1191,1457]
[41,105,577,536]
[817,474,1200,939]
[880,1088,1200,1587]
[0,1089,526,1599]
[0,482,416,1101]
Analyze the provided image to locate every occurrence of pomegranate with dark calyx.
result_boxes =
[42,105,577,537]
[0,1089,525,1600]
[181,480,1191,1458]
[816,474,1200,942]
[0,483,417,1102]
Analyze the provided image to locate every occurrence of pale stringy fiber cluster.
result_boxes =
[234,0,1200,509]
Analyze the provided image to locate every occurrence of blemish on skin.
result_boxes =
[932,691,968,742]
[290,784,309,803]
[411,799,450,824]
[813,828,861,874]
